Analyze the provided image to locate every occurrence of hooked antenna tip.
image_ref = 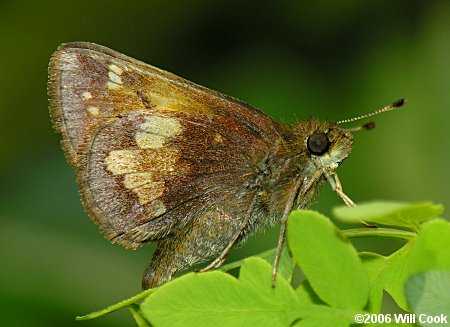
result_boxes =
[363,122,376,130]
[393,98,407,108]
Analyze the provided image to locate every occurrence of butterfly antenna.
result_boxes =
[337,98,406,125]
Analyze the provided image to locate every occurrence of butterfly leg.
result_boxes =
[328,173,376,228]
[272,176,305,287]
[197,254,227,272]
[326,174,356,207]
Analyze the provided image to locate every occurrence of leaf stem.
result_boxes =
[129,304,151,327]
[76,288,156,320]
[342,228,416,240]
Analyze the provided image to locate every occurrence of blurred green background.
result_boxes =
[0,1,448,326]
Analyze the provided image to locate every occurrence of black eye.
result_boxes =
[307,133,330,155]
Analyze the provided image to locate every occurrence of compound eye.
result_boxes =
[307,133,330,155]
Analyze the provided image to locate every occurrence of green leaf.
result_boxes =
[405,271,450,326]
[359,248,415,313]
[333,201,444,228]
[385,219,450,310]
[360,252,388,313]
[141,257,301,327]
[382,243,413,310]
[408,219,450,274]
[287,210,369,310]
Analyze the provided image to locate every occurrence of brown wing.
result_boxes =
[48,42,283,248]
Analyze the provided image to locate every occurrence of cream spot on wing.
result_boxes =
[105,149,180,175]
[101,113,192,207]
[106,64,123,90]
[140,116,182,137]
[106,150,140,175]
[82,91,92,100]
[105,148,185,206]
[133,182,165,205]
[123,172,155,189]
[214,133,223,143]
[136,133,165,149]
[136,116,182,149]
[109,64,123,75]
[87,106,100,116]
[108,71,123,84]
[107,81,122,90]
[122,170,164,205]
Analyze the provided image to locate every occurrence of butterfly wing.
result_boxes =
[49,42,283,248]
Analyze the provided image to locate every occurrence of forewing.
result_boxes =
[48,42,282,248]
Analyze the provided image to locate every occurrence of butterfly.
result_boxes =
[48,42,404,289]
